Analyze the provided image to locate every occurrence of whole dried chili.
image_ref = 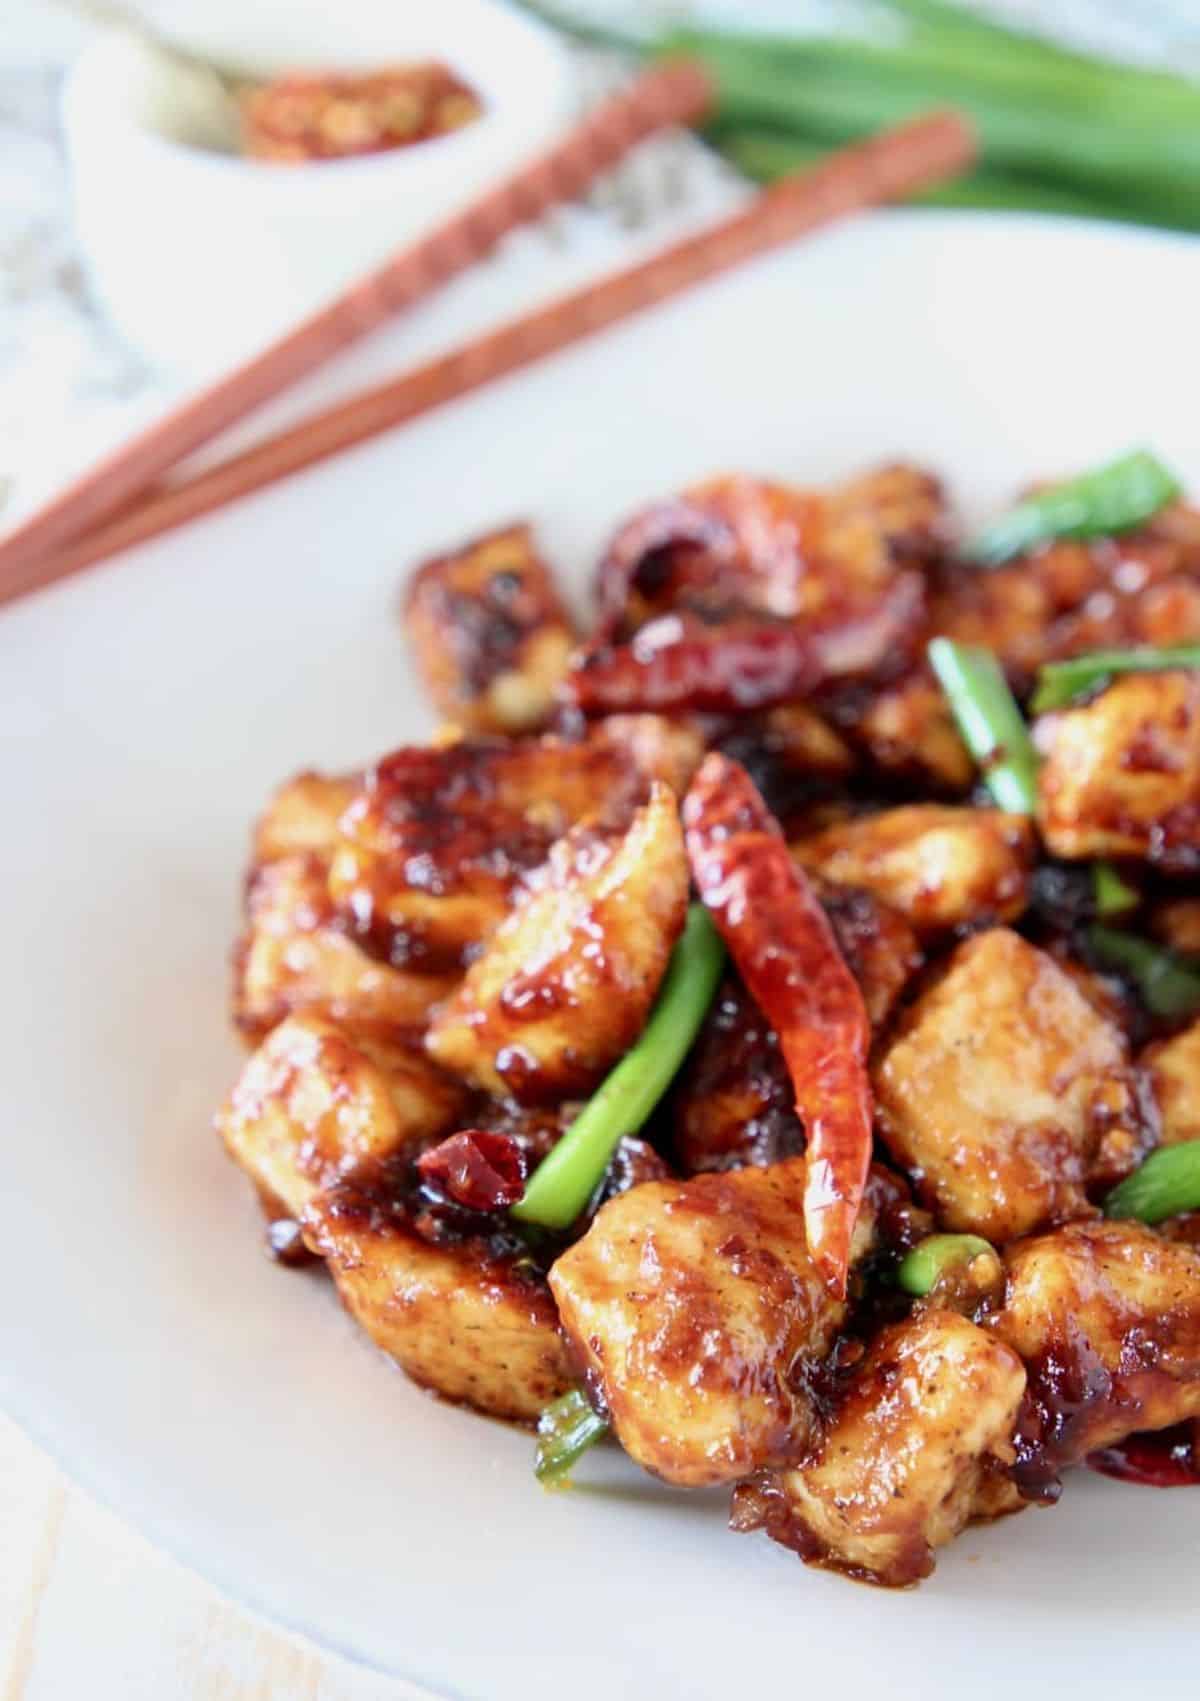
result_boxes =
[417,1129,528,1211]
[682,752,873,1297]
[565,574,923,716]
[1087,1421,1200,1487]
[593,497,739,640]
[592,477,826,640]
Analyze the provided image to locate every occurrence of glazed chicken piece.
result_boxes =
[305,1157,572,1424]
[327,720,699,972]
[234,855,458,1046]
[823,462,951,574]
[1036,673,1200,872]
[403,523,575,734]
[710,707,855,842]
[843,669,974,793]
[426,784,687,1102]
[1143,1019,1200,1146]
[254,770,359,864]
[549,1156,876,1487]
[751,704,855,778]
[672,977,802,1176]
[732,1310,1027,1586]
[792,805,1035,935]
[819,882,924,1029]
[874,928,1144,1243]
[991,1220,1200,1491]
[216,1014,466,1221]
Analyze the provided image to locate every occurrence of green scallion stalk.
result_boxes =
[1088,926,1200,1019]
[927,638,1039,813]
[512,904,725,1230]
[535,1389,609,1487]
[1030,644,1200,713]
[1092,862,1139,918]
[512,1,1200,234]
[897,1233,998,1296]
[965,450,1181,566]
[1104,1140,1200,1226]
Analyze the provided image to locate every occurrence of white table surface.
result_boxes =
[1,3,1193,1697]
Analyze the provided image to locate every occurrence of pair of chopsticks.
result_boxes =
[0,63,975,612]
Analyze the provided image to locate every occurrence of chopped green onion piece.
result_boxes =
[1088,926,1200,1019]
[1104,1140,1200,1225]
[965,450,1180,566]
[1030,644,1200,712]
[927,638,1039,813]
[512,904,725,1230]
[534,1389,609,1487]
[1092,861,1139,918]
[897,1233,998,1296]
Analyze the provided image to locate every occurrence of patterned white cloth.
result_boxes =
[0,2,1193,523]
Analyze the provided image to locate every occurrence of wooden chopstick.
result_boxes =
[0,59,712,584]
[0,110,975,611]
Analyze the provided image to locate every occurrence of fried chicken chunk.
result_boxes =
[991,1220,1200,1489]
[1143,1020,1200,1146]
[216,1015,465,1220]
[818,882,924,1030]
[253,770,359,864]
[1036,673,1200,872]
[426,784,687,1102]
[305,1160,572,1424]
[234,855,458,1045]
[327,721,699,971]
[549,1156,876,1487]
[733,1310,1026,1587]
[845,672,974,792]
[672,977,802,1176]
[403,523,575,734]
[792,805,1035,935]
[874,928,1140,1243]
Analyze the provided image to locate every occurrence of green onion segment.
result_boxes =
[965,450,1180,566]
[1092,861,1139,918]
[1105,1140,1200,1226]
[535,1389,610,1487]
[1031,644,1200,713]
[512,904,725,1231]
[927,638,1039,813]
[1088,927,1200,1020]
[897,1233,998,1296]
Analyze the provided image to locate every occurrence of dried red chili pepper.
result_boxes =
[565,574,923,717]
[682,752,873,1297]
[416,1129,527,1212]
[1087,1422,1200,1487]
[593,497,741,639]
[592,477,826,640]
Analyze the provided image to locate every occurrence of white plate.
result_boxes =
[4,212,1199,1699]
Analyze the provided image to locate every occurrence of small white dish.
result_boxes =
[61,0,575,377]
[2,212,1198,1697]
